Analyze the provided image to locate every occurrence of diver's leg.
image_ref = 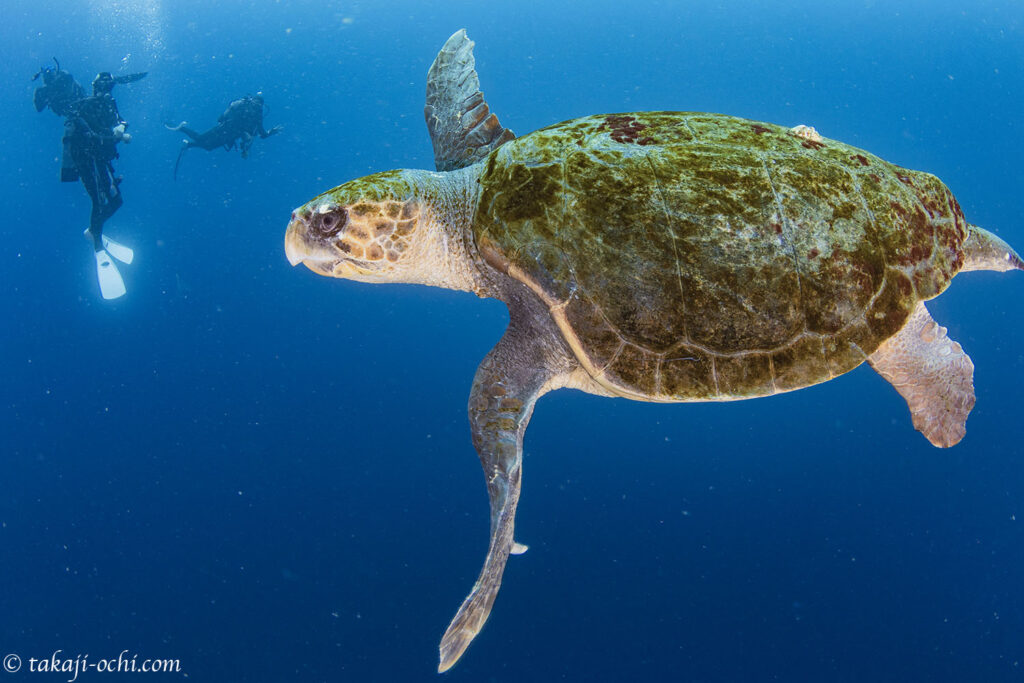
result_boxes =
[84,158,119,249]
[88,208,104,250]
[75,155,103,249]
[192,127,234,151]
[98,162,122,223]
[239,133,254,158]
[167,124,205,143]
[86,159,128,298]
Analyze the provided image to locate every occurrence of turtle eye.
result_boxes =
[312,208,348,238]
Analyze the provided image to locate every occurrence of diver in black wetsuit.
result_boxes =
[63,71,145,250]
[166,93,283,177]
[32,59,86,118]
[33,59,89,181]
[33,64,147,298]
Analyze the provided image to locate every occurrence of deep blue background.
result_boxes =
[2,1,1023,681]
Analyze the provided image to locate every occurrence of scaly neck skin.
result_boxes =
[399,165,497,296]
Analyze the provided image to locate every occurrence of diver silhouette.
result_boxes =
[166,92,282,178]
[33,61,147,299]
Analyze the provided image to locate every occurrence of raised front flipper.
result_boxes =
[438,304,571,672]
[868,301,975,447]
[424,29,515,172]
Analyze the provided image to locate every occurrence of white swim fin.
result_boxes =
[94,249,127,300]
[101,235,134,264]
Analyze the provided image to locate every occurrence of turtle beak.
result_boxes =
[285,210,346,277]
[285,209,326,269]
[284,215,306,266]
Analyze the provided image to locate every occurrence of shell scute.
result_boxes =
[660,351,717,400]
[562,293,621,371]
[715,353,775,398]
[822,319,874,378]
[866,271,916,340]
[603,343,659,397]
[771,336,830,393]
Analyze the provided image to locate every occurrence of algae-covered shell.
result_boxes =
[472,112,968,400]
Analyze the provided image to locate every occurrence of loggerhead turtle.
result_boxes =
[284,30,1022,672]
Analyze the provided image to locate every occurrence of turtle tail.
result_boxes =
[961,224,1024,272]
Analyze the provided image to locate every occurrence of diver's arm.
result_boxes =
[33,88,49,112]
[258,122,283,138]
[110,99,126,127]
[113,123,131,143]
[113,71,147,85]
[109,102,132,143]
[78,116,122,146]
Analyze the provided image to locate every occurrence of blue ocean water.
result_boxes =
[2,1,1023,681]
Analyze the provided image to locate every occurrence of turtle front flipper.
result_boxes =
[424,29,514,172]
[438,302,573,672]
[868,301,976,448]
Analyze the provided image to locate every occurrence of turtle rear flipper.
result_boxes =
[424,29,514,172]
[868,301,975,448]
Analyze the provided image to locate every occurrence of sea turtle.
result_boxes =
[284,30,1022,672]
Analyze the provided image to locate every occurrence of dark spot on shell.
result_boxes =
[889,201,909,219]
[896,274,914,296]
[896,172,914,186]
[949,192,965,222]
[808,248,820,259]
[801,139,826,150]
[868,173,881,183]
[851,154,869,166]
[771,221,783,235]
[599,114,649,145]
[751,125,771,135]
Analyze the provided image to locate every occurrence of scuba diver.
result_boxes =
[58,69,147,299]
[32,58,85,117]
[165,92,283,178]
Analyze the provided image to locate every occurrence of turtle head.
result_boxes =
[285,169,440,284]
